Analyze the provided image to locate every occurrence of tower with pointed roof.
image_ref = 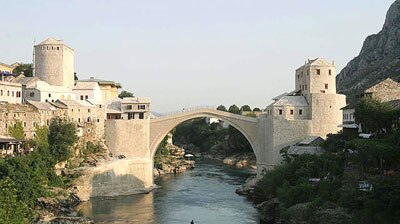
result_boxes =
[34,38,74,89]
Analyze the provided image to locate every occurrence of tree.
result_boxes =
[253,107,261,112]
[48,117,77,162]
[217,105,227,112]
[33,125,49,150]
[8,120,24,139]
[355,97,397,133]
[118,90,134,99]
[0,177,32,223]
[12,64,33,77]
[240,105,252,112]
[228,104,240,114]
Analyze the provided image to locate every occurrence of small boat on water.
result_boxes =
[184,154,194,160]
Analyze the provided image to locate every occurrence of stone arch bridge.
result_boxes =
[149,108,260,159]
[85,108,319,198]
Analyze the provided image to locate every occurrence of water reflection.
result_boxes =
[77,160,259,224]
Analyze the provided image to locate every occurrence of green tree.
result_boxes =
[118,90,134,99]
[217,105,227,112]
[228,104,240,114]
[48,117,77,162]
[12,63,33,77]
[253,107,261,112]
[240,105,252,112]
[0,177,32,224]
[8,120,24,139]
[355,97,397,133]
[33,125,49,150]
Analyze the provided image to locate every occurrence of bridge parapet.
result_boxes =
[157,105,216,117]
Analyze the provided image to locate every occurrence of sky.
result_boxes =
[0,0,395,113]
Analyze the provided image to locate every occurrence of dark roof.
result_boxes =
[341,104,356,110]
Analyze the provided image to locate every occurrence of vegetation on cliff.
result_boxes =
[0,118,78,223]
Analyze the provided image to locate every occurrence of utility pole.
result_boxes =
[32,38,35,77]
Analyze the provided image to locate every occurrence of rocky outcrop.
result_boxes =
[337,0,400,101]
[154,157,195,176]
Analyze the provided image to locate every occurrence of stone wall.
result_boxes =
[74,158,154,201]
[105,119,150,158]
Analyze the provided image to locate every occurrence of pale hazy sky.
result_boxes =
[0,0,394,112]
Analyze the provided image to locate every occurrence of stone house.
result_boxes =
[361,78,400,102]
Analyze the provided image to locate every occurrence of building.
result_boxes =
[73,80,103,103]
[0,62,19,74]
[21,78,75,102]
[361,78,400,102]
[74,77,121,103]
[34,38,75,90]
[0,76,23,104]
[106,97,151,120]
[266,58,346,138]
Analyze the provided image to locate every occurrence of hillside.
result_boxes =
[337,0,400,102]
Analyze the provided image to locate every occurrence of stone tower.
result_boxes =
[295,58,337,98]
[295,58,345,137]
[34,38,74,89]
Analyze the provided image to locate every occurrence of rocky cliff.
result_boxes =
[337,0,400,102]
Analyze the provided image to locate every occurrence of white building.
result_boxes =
[0,78,22,104]
[106,97,151,120]
[73,81,103,103]
[21,78,75,103]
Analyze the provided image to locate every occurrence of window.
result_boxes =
[127,105,132,110]
[48,93,51,97]
[0,90,2,96]
[305,85,307,90]
[85,95,88,100]
[290,109,294,115]
[278,109,283,115]
[297,75,300,79]
[139,113,144,119]
[329,69,332,75]
[57,47,59,50]
[80,95,84,100]
[88,109,91,112]
[307,70,309,75]
[87,117,90,122]
[11,91,14,97]
[325,83,328,89]
[78,118,81,123]
[138,105,146,110]
[316,69,321,75]
[320,90,326,93]
[29,92,35,97]
[299,109,303,115]
[97,119,100,122]
[7,90,9,96]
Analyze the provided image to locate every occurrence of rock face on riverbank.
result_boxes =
[154,158,195,176]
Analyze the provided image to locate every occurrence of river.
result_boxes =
[77,160,260,224]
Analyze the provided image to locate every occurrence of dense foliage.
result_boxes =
[8,120,25,139]
[12,63,33,77]
[118,90,134,99]
[355,97,398,133]
[0,118,78,222]
[255,131,400,224]
[48,117,77,162]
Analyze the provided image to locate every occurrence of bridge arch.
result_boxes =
[149,109,259,159]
